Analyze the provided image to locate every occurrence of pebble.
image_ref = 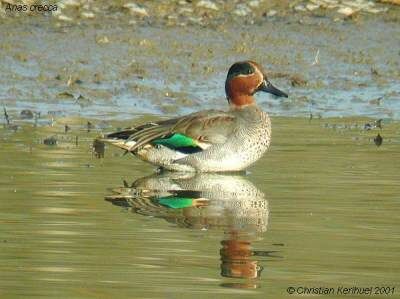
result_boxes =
[81,12,95,19]
[62,0,81,8]
[57,15,74,22]
[233,4,252,16]
[196,0,218,11]
[337,7,356,16]
[266,10,278,17]
[178,7,194,15]
[188,17,203,25]
[96,36,110,44]
[294,5,307,12]
[310,0,339,8]
[249,0,261,8]
[123,3,149,17]
[20,109,34,119]
[306,4,320,11]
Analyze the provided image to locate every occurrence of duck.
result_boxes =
[99,61,288,172]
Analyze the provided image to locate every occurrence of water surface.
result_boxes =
[1,117,399,298]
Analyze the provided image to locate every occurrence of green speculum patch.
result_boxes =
[157,197,194,209]
[152,133,202,153]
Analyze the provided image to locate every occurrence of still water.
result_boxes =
[0,117,399,298]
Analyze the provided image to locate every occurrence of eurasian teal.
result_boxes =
[100,61,288,172]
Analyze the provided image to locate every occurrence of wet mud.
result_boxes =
[0,1,399,123]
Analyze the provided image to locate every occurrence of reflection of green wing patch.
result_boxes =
[152,133,197,149]
[158,197,194,209]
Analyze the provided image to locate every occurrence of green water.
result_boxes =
[0,117,399,298]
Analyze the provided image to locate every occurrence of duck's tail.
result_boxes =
[96,127,145,152]
[98,137,137,152]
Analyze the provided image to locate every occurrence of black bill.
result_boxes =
[259,80,288,98]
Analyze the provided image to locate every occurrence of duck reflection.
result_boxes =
[105,172,279,282]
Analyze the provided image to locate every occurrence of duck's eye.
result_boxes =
[246,69,253,74]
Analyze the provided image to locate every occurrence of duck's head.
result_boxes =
[225,61,288,108]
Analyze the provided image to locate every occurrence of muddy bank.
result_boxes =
[0,2,399,123]
[2,0,400,25]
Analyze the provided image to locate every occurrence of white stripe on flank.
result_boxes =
[101,138,137,151]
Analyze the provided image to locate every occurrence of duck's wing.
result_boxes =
[104,109,236,152]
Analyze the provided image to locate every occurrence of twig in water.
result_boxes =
[87,121,94,132]
[3,107,10,125]
[312,49,320,66]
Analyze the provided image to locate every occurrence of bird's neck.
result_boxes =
[229,95,256,108]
